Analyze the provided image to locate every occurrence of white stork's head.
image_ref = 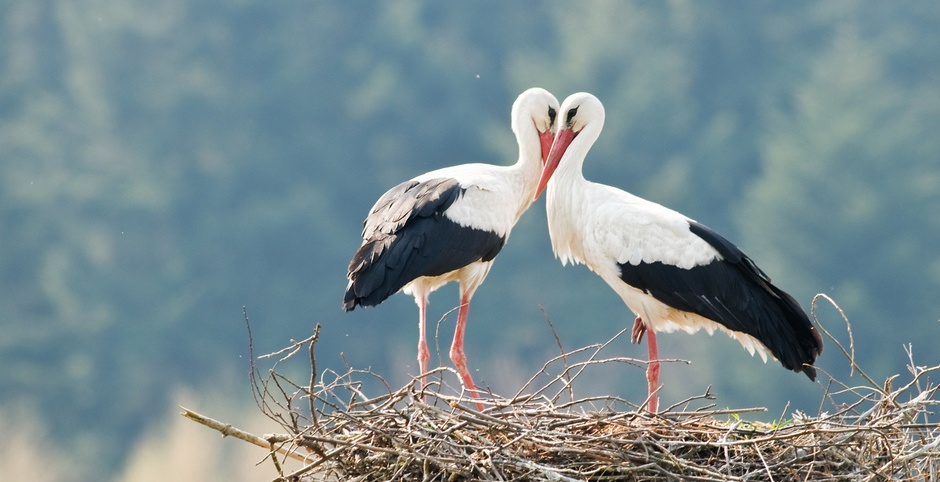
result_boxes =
[534,92,606,199]
[511,88,560,164]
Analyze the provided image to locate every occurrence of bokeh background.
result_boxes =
[2,1,938,480]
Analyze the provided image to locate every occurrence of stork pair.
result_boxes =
[343,89,823,412]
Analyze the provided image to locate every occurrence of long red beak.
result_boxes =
[539,130,554,164]
[534,128,577,200]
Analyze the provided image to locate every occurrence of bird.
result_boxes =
[534,92,823,413]
[344,88,560,410]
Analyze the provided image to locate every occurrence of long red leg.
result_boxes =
[646,325,660,413]
[450,294,485,411]
[416,294,430,396]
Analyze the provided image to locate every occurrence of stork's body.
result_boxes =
[344,88,559,409]
[536,93,822,412]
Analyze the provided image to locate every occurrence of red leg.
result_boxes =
[416,294,430,396]
[646,326,660,413]
[450,294,485,411]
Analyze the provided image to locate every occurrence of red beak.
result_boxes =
[539,130,554,164]
[534,128,577,200]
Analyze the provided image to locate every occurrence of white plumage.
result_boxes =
[410,163,533,236]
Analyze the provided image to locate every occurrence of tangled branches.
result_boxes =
[185,300,940,481]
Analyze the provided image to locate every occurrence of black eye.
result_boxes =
[566,106,579,124]
[548,107,557,124]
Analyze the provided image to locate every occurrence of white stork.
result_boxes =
[344,88,560,409]
[534,92,823,413]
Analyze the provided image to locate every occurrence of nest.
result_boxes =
[183,296,940,481]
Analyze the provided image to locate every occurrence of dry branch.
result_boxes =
[179,406,307,463]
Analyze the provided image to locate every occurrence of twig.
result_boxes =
[179,406,308,463]
[541,305,575,403]
[308,323,321,431]
[812,293,879,389]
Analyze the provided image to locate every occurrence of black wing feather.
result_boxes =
[344,178,505,310]
[618,221,823,379]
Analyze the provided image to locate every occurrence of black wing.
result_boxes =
[618,221,823,379]
[343,178,505,310]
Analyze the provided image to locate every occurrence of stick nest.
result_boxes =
[185,296,940,481]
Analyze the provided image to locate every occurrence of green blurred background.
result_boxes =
[2,1,938,480]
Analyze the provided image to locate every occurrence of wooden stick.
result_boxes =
[179,406,308,462]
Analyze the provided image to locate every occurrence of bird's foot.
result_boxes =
[631,317,646,344]
[457,373,485,412]
[450,349,485,411]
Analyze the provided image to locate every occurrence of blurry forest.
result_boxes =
[2,1,938,480]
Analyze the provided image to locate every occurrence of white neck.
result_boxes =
[544,118,604,264]
[512,121,547,210]
[547,117,602,196]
